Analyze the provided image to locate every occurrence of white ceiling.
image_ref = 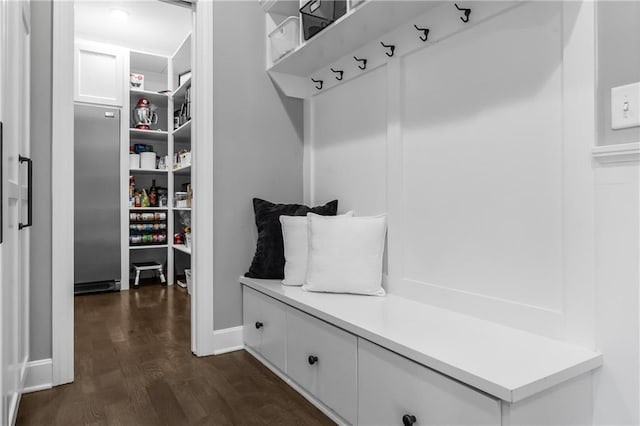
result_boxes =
[75,0,192,57]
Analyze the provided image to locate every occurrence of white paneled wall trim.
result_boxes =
[241,278,602,424]
[307,1,597,342]
[592,142,640,165]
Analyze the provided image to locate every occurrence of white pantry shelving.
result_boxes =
[173,244,192,255]
[130,245,168,250]
[130,207,169,211]
[123,32,195,288]
[173,164,191,174]
[130,168,169,174]
[130,89,169,105]
[172,119,191,142]
[129,128,169,141]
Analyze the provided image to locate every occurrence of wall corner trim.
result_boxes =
[592,142,640,165]
[212,326,244,355]
[23,359,53,394]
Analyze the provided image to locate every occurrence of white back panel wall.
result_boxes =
[312,67,387,216]
[400,3,563,310]
[306,2,596,341]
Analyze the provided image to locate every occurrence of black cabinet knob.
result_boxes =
[402,414,417,426]
[307,355,319,365]
[255,321,263,329]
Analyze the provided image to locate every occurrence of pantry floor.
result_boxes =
[17,282,334,425]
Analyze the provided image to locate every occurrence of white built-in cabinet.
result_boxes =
[243,286,286,371]
[358,339,500,425]
[74,40,126,106]
[286,307,358,425]
[241,278,602,426]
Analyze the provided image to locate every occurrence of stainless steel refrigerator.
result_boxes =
[74,104,121,294]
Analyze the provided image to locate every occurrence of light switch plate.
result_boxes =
[611,82,640,129]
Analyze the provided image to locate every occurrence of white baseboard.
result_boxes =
[212,325,244,355]
[24,358,53,393]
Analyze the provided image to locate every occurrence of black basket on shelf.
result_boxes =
[300,0,347,41]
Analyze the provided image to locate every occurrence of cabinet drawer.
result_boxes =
[286,307,357,425]
[358,339,501,426]
[242,287,286,372]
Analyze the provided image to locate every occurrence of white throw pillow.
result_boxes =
[280,216,309,286]
[280,211,354,286]
[303,213,387,296]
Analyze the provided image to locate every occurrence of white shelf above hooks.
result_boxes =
[265,1,523,99]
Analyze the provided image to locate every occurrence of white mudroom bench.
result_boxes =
[239,277,602,425]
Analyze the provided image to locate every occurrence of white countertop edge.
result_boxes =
[239,277,602,403]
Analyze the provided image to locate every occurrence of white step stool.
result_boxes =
[132,262,166,287]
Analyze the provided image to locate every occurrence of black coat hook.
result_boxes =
[380,41,395,57]
[353,56,367,70]
[311,78,323,90]
[413,25,430,42]
[455,3,471,23]
[330,68,344,81]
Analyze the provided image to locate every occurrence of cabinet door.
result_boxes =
[286,307,357,425]
[74,40,125,106]
[358,339,501,426]
[242,286,286,371]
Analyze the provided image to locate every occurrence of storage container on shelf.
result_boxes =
[300,0,346,40]
[140,152,156,169]
[129,153,140,169]
[269,16,300,62]
[179,151,191,167]
[175,192,188,208]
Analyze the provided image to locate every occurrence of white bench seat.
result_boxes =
[240,276,602,404]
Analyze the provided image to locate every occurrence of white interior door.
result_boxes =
[0,0,31,424]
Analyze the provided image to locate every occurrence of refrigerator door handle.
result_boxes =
[18,155,32,230]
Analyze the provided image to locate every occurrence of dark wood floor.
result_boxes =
[17,282,334,426]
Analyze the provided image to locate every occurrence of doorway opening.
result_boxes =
[70,0,196,381]
[51,0,215,390]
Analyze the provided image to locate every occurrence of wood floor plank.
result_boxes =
[17,283,335,426]
[145,380,189,425]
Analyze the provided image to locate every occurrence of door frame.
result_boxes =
[51,0,74,386]
[50,0,216,386]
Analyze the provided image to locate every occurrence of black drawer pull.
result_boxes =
[307,355,318,365]
[402,414,417,426]
[255,321,263,329]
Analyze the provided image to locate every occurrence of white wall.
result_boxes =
[592,2,640,423]
[306,1,639,423]
[596,1,640,147]
[211,1,304,330]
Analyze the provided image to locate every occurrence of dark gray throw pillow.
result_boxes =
[245,198,338,279]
